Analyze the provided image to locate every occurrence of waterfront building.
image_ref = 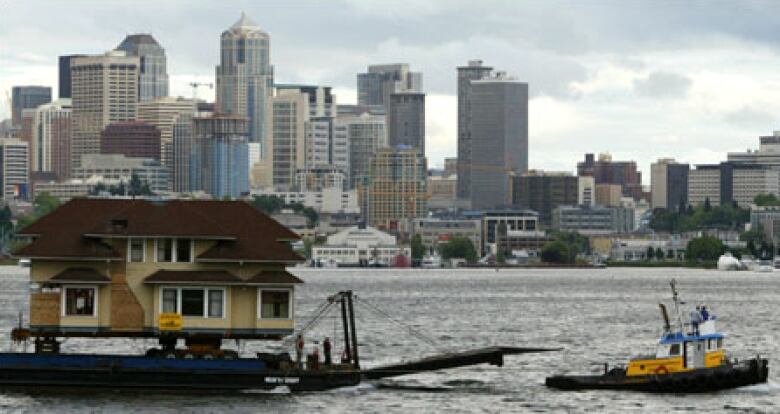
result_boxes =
[577,153,644,201]
[58,55,85,99]
[193,115,250,199]
[386,92,425,153]
[251,187,360,214]
[268,89,308,191]
[312,225,409,267]
[608,236,688,261]
[336,105,386,190]
[216,12,273,152]
[72,153,169,194]
[11,86,51,129]
[100,121,161,161]
[412,218,482,254]
[595,183,624,207]
[478,209,539,255]
[510,170,579,226]
[651,158,690,210]
[551,205,635,236]
[15,198,303,339]
[115,34,169,101]
[688,163,780,206]
[137,97,197,169]
[456,59,493,200]
[363,147,427,235]
[70,51,139,172]
[0,139,29,201]
[468,72,529,209]
[31,99,72,180]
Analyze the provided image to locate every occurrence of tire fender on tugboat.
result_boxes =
[653,365,669,375]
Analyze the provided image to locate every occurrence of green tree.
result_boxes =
[703,197,712,212]
[746,239,757,257]
[496,248,506,264]
[301,207,319,228]
[666,249,675,260]
[646,246,655,260]
[16,193,62,231]
[655,247,664,260]
[754,193,780,207]
[438,237,478,263]
[410,234,425,262]
[540,240,571,264]
[686,235,724,262]
[250,195,285,214]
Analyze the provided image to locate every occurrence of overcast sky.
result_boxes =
[3,0,780,181]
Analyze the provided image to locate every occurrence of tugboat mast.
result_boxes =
[669,279,684,333]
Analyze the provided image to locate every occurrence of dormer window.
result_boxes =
[155,238,194,263]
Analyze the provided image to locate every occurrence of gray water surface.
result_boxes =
[0,267,776,413]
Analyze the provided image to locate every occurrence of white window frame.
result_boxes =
[127,238,146,263]
[158,286,226,319]
[61,284,98,317]
[257,288,293,320]
[154,238,195,263]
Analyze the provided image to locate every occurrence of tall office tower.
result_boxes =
[357,64,422,107]
[100,121,161,161]
[468,72,528,210]
[172,112,194,192]
[11,86,52,129]
[456,59,493,199]
[58,55,86,99]
[115,34,169,101]
[510,170,579,226]
[363,147,427,235]
[267,89,308,191]
[0,139,30,201]
[19,109,36,148]
[70,51,139,172]
[31,99,72,180]
[336,105,386,190]
[386,92,425,153]
[577,153,644,201]
[651,158,690,210]
[216,12,273,153]
[193,115,249,198]
[137,97,197,167]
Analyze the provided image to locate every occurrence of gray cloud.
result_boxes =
[633,72,693,99]
[724,106,778,127]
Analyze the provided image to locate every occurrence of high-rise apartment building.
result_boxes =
[216,13,273,153]
[386,92,425,153]
[31,99,72,180]
[0,139,30,201]
[137,97,197,167]
[363,147,427,235]
[651,158,690,210]
[336,105,386,190]
[577,153,644,201]
[267,89,308,191]
[193,115,250,198]
[468,72,529,209]
[115,34,169,101]
[11,86,52,128]
[688,163,778,207]
[58,55,85,99]
[70,51,139,172]
[172,113,194,192]
[100,121,161,161]
[456,59,493,199]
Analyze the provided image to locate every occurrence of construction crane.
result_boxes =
[189,82,214,100]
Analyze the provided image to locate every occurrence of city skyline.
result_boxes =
[3,1,780,179]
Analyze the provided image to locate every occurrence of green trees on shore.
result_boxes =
[438,237,478,263]
[650,200,749,233]
[685,235,725,262]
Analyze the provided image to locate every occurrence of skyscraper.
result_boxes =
[58,55,86,99]
[651,158,690,210]
[357,64,422,107]
[468,72,529,210]
[70,51,139,172]
[577,153,644,201]
[216,12,273,153]
[31,99,72,180]
[267,89,308,191]
[11,86,52,128]
[456,60,493,199]
[137,97,197,168]
[336,105,386,190]
[386,92,425,153]
[115,34,169,101]
[193,115,250,198]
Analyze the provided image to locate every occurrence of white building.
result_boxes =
[0,139,29,201]
[312,226,409,266]
[72,153,169,194]
[251,186,360,214]
[578,175,595,206]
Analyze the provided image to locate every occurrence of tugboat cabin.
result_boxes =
[13,199,304,350]
[626,319,726,376]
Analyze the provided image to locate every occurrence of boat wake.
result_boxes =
[240,386,291,394]
[326,382,376,395]
[735,380,780,394]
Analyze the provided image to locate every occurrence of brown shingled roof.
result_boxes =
[50,268,111,283]
[144,270,242,284]
[14,198,303,263]
[246,270,304,284]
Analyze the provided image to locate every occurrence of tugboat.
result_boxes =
[546,280,769,393]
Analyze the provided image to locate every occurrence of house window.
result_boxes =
[259,289,291,319]
[160,287,224,318]
[63,286,97,316]
[155,239,193,263]
[128,238,145,262]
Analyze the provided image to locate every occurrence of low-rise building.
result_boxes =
[312,225,409,267]
[412,218,481,254]
[478,209,539,255]
[608,236,688,261]
[251,187,359,214]
[552,205,634,235]
[72,153,170,194]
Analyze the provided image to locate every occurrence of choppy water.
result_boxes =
[0,267,777,413]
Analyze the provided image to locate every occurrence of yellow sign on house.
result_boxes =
[159,313,182,331]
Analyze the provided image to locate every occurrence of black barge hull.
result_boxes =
[545,358,768,393]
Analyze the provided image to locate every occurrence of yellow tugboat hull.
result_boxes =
[626,351,725,376]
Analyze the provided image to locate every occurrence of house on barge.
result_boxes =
[14,198,304,346]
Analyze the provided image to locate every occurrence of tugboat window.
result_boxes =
[669,344,681,355]
[181,289,204,316]
[260,290,290,319]
[63,286,96,316]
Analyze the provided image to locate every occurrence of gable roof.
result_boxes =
[15,198,302,263]
[144,270,243,284]
[247,270,304,284]
[50,268,111,284]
